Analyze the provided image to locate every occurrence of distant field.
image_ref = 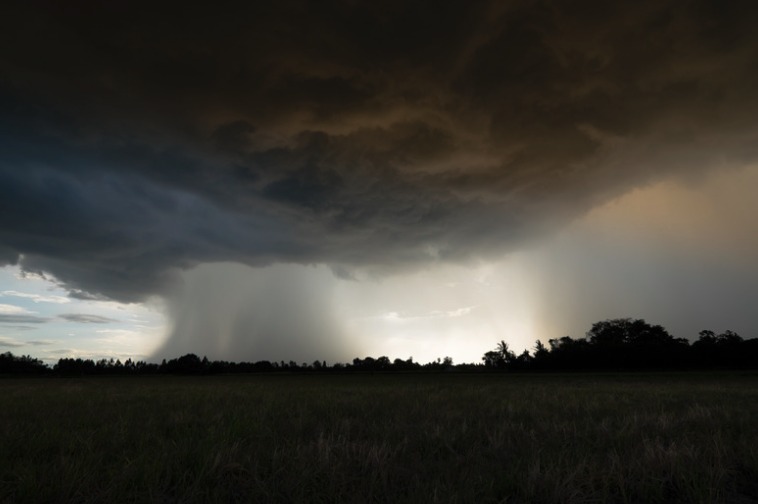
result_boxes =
[2,373,758,503]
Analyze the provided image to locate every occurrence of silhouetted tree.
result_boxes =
[693,329,747,367]
[376,356,391,370]
[497,341,516,365]
[162,353,205,374]
[481,341,517,369]
[512,350,532,370]
[585,318,682,368]
[392,357,418,371]
[531,340,550,370]
[1,352,49,374]
[548,336,592,369]
[482,350,503,368]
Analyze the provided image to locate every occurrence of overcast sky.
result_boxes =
[2,1,757,364]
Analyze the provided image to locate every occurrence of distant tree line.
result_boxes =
[481,319,758,371]
[0,352,48,374]
[2,318,757,376]
[0,352,462,376]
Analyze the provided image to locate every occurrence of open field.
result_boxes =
[2,372,758,503]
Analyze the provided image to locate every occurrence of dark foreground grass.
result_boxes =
[2,372,758,503]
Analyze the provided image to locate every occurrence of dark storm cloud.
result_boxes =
[1,0,757,300]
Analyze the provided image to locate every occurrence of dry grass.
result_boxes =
[1,372,757,503]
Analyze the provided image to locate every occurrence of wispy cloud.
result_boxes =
[0,314,50,324]
[43,348,146,361]
[433,306,476,318]
[376,306,477,323]
[0,336,56,348]
[0,303,31,315]
[94,328,144,344]
[0,337,24,347]
[44,348,78,355]
[59,313,118,324]
[1,290,70,304]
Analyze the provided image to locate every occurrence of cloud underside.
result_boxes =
[1,1,757,301]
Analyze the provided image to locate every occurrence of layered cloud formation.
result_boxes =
[1,2,757,356]
[0,1,758,300]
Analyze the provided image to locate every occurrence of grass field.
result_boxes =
[2,372,758,503]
